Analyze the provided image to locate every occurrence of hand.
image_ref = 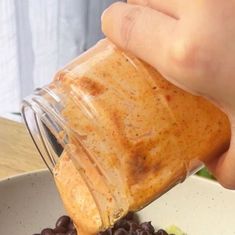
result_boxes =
[102,0,235,189]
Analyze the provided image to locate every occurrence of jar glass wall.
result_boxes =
[21,39,231,234]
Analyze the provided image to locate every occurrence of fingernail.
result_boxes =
[102,2,124,21]
[101,2,125,33]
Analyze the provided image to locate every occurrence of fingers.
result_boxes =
[102,2,178,73]
[206,121,235,189]
[101,2,206,96]
[127,0,180,19]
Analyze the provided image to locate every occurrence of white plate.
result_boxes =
[0,170,234,235]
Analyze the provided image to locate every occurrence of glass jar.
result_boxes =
[21,39,231,234]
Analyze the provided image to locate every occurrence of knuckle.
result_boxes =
[168,37,216,83]
[169,39,200,70]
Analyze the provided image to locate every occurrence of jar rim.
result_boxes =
[21,87,66,173]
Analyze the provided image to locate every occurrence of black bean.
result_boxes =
[99,227,113,235]
[128,231,136,235]
[105,228,113,235]
[138,230,151,235]
[41,228,55,235]
[140,222,155,233]
[68,222,76,231]
[114,219,130,231]
[123,212,134,221]
[53,226,67,233]
[56,216,71,229]
[128,221,139,232]
[113,228,129,235]
[66,231,77,235]
[136,228,143,234]
[155,229,168,235]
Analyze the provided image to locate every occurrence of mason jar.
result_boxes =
[21,39,231,234]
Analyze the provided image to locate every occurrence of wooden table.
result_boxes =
[0,117,46,180]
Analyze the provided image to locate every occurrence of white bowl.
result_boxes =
[0,170,234,235]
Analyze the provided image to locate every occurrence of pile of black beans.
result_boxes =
[33,215,76,235]
[98,212,174,235]
[34,212,175,235]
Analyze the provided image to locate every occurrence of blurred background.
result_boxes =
[0,0,122,116]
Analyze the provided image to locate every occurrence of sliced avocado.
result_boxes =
[166,225,187,235]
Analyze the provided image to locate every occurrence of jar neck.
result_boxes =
[21,86,66,172]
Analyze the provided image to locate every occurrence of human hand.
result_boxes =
[102,0,235,189]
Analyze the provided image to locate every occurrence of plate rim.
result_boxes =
[0,168,49,183]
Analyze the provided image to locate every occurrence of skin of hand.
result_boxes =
[101,0,235,189]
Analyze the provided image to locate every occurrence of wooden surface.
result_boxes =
[0,117,46,180]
